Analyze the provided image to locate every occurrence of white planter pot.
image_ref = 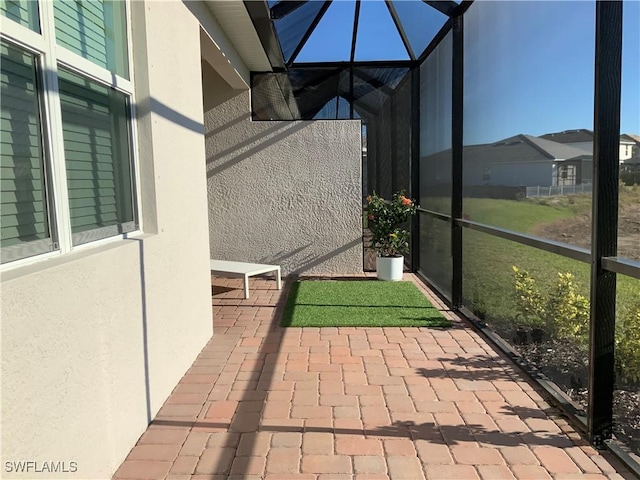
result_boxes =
[376,256,404,281]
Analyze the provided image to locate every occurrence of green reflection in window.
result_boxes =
[58,67,134,244]
[0,40,53,263]
[54,0,129,78]
[0,0,40,32]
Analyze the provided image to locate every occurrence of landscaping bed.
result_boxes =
[515,337,640,457]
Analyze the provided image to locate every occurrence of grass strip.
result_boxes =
[281,280,451,328]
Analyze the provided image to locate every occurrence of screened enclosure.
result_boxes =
[246,0,640,467]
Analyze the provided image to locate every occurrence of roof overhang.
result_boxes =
[199,0,274,86]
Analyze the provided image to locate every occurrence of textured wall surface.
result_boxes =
[203,83,363,276]
[0,3,213,478]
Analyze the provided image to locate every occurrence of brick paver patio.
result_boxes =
[114,274,633,480]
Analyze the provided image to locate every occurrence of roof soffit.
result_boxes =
[204,0,272,72]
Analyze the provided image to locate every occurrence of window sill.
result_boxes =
[1,232,153,282]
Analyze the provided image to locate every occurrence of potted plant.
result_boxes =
[366,191,418,281]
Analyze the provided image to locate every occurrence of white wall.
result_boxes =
[203,73,363,276]
[0,2,213,478]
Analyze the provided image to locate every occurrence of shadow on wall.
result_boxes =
[205,121,309,178]
[260,238,362,276]
[201,66,363,276]
[204,111,250,137]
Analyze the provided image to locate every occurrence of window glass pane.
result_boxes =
[355,0,409,61]
[251,71,300,120]
[53,0,129,78]
[420,31,452,215]
[313,96,351,120]
[463,1,595,249]
[615,274,640,456]
[0,0,40,32]
[273,0,326,64]
[296,1,355,63]
[290,67,345,119]
[58,68,134,245]
[392,0,447,59]
[619,0,640,262]
[463,229,591,411]
[0,40,53,263]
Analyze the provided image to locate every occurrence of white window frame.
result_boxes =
[1,0,142,270]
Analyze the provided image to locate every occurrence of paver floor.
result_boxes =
[114,274,634,480]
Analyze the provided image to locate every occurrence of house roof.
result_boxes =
[466,134,593,163]
[621,133,640,145]
[522,135,593,160]
[540,129,594,144]
[203,0,272,73]
[422,134,593,165]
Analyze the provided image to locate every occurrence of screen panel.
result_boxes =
[463,1,595,250]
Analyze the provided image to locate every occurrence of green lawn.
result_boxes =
[464,197,578,232]
[281,280,451,328]
[421,193,639,331]
[451,194,639,331]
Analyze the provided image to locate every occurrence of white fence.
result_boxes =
[526,183,593,197]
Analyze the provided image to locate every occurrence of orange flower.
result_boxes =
[401,196,412,206]
[368,214,374,220]
[366,195,372,203]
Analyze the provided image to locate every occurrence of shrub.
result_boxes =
[546,272,590,339]
[512,266,589,340]
[615,302,640,386]
[366,191,417,257]
[512,266,546,329]
[620,169,640,186]
[512,266,640,386]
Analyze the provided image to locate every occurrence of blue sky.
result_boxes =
[290,0,639,144]
[463,0,640,144]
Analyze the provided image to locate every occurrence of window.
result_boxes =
[0,40,53,263]
[0,0,40,32]
[58,68,135,245]
[0,0,137,265]
[53,0,129,78]
[561,166,568,179]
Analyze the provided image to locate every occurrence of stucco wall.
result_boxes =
[203,79,363,276]
[0,2,212,478]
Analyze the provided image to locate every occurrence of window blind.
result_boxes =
[53,0,129,79]
[57,68,134,246]
[0,41,53,263]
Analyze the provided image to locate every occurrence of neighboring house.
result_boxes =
[620,133,640,160]
[465,134,593,187]
[420,133,593,190]
[542,128,639,162]
[0,1,362,478]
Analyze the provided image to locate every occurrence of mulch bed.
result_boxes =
[516,338,640,456]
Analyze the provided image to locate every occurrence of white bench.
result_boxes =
[210,260,282,299]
